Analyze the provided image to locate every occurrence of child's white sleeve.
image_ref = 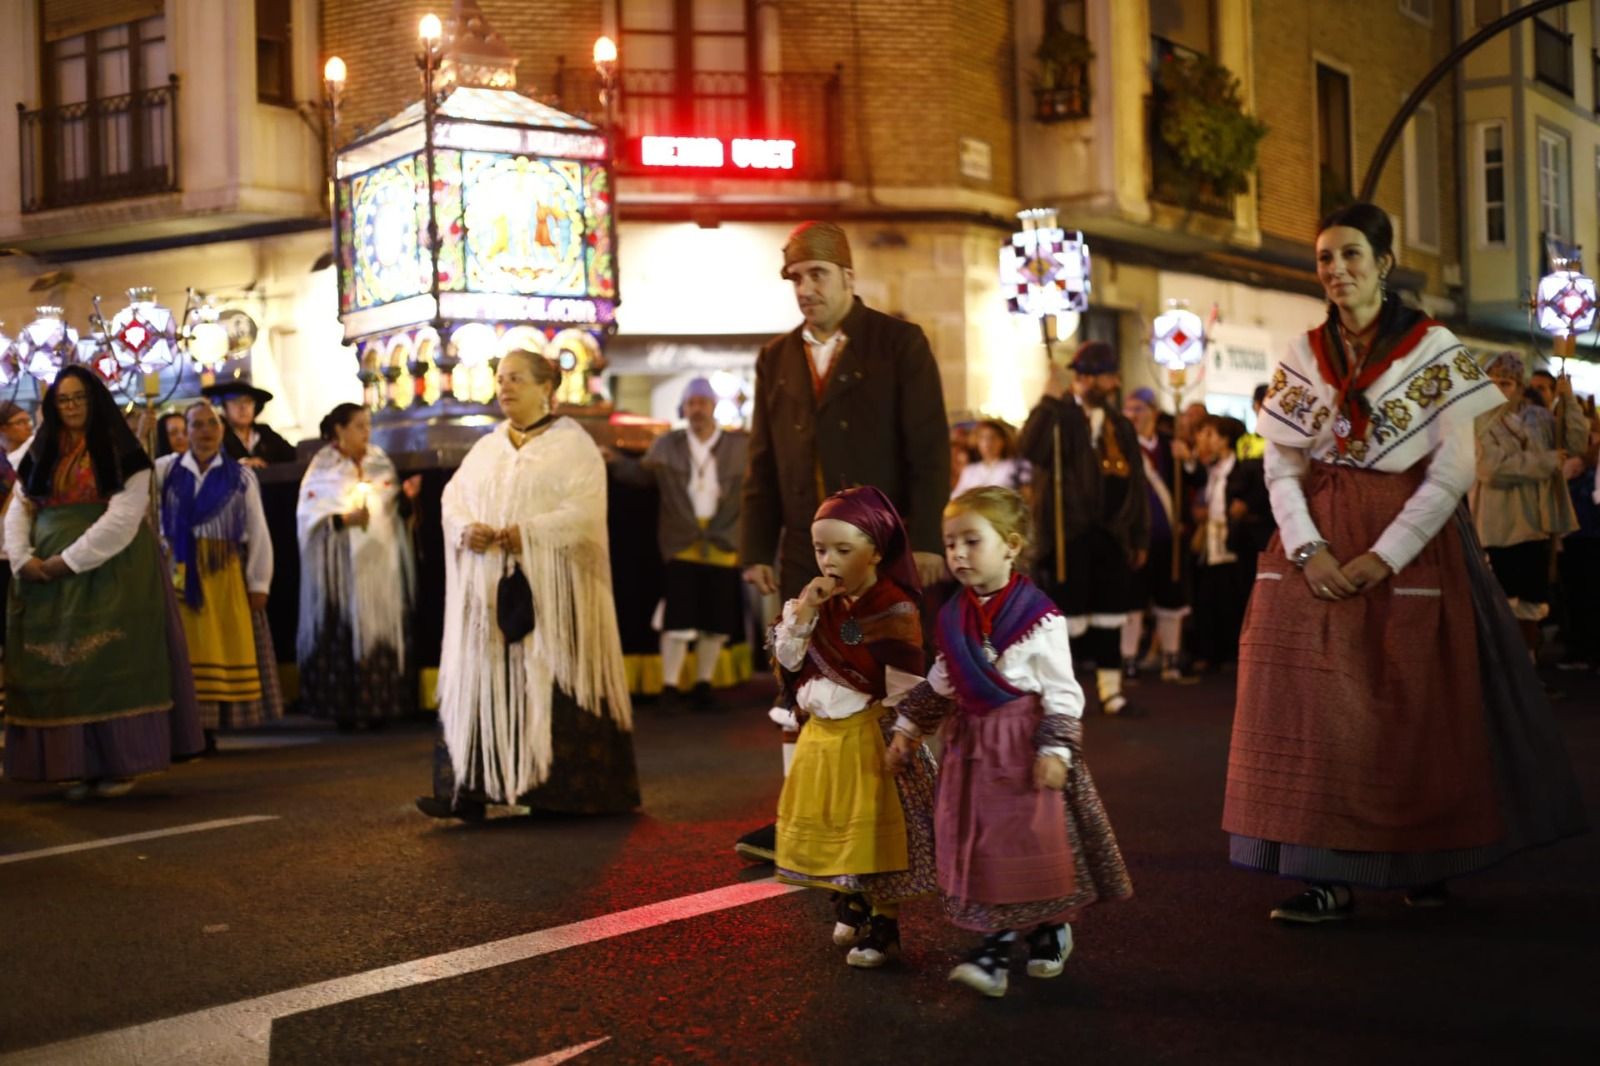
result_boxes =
[1034,615,1084,766]
[882,665,925,709]
[770,598,816,671]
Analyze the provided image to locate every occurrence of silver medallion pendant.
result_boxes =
[981,637,998,664]
[1333,413,1352,440]
[840,618,864,645]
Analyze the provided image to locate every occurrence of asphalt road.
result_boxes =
[1,668,1596,1065]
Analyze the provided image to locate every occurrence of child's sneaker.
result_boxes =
[1269,884,1353,924]
[832,892,871,946]
[1024,923,1073,978]
[845,914,900,968]
[948,931,1014,997]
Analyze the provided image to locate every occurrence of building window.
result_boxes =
[256,0,294,105]
[1480,122,1506,246]
[1149,0,1214,57]
[620,0,756,138]
[1403,103,1440,252]
[1538,127,1571,241]
[1534,5,1573,95]
[1399,0,1432,26]
[1316,63,1353,218]
[42,11,171,188]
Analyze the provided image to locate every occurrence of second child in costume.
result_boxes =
[772,486,937,968]
[891,486,1133,997]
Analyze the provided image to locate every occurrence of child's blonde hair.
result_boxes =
[945,486,1033,557]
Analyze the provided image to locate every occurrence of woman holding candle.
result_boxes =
[295,403,418,727]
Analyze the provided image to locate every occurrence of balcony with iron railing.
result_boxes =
[556,66,844,182]
[1534,19,1574,97]
[17,76,180,214]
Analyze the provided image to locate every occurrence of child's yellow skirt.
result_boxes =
[776,706,908,881]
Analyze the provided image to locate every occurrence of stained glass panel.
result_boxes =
[583,165,616,300]
[349,157,428,311]
[435,150,466,292]
[463,153,588,297]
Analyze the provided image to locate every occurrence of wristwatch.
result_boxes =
[1290,539,1328,569]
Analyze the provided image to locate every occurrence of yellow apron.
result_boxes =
[776,706,908,880]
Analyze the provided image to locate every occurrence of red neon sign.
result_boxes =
[637,136,797,171]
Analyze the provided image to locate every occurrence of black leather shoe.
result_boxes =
[733,822,777,863]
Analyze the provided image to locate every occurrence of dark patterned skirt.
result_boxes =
[433,683,640,814]
[298,606,415,724]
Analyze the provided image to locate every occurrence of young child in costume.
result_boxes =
[772,485,938,968]
[889,486,1133,997]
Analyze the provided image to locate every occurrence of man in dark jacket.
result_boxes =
[733,220,950,862]
[740,221,950,600]
[1019,340,1149,714]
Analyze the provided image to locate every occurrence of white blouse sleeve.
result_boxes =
[1032,615,1084,767]
[771,599,816,671]
[1370,420,1476,574]
[882,664,924,708]
[894,653,951,738]
[1265,441,1323,559]
[61,470,151,574]
[440,459,472,550]
[5,486,34,572]
[242,470,274,594]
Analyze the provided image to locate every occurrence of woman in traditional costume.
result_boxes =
[3,367,202,797]
[892,487,1132,998]
[1225,202,1588,923]
[295,403,416,728]
[771,485,937,969]
[157,401,281,744]
[419,349,638,821]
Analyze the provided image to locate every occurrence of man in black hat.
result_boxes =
[202,381,298,467]
[1018,340,1150,715]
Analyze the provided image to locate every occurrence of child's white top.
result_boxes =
[772,598,923,721]
[895,609,1082,766]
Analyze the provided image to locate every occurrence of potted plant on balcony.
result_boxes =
[1033,27,1094,123]
[1152,51,1267,213]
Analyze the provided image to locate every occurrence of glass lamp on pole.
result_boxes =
[1535,256,1597,369]
[16,306,80,385]
[1150,300,1207,582]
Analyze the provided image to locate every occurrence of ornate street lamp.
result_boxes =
[998,207,1092,584]
[15,306,79,385]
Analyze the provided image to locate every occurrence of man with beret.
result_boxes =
[1019,340,1150,715]
[734,220,949,861]
[609,377,749,712]
[202,379,298,468]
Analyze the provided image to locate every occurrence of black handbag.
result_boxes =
[496,557,536,642]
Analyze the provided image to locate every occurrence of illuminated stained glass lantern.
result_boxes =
[1536,265,1598,338]
[1152,304,1206,371]
[332,1,617,414]
[999,208,1091,319]
[108,287,180,377]
[16,306,79,385]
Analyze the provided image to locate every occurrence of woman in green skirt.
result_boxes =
[3,366,202,799]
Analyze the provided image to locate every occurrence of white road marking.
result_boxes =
[1,880,803,1065]
[0,816,280,866]
[514,1037,611,1065]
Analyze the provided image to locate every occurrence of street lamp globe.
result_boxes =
[323,55,347,89]
[593,35,618,70]
[418,13,443,45]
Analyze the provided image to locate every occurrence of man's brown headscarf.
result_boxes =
[780,221,853,277]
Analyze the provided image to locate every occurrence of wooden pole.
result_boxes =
[1042,315,1067,584]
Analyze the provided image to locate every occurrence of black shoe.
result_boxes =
[832,892,872,946]
[1403,881,1450,909]
[1269,884,1354,924]
[1024,922,1073,978]
[1122,661,1140,684]
[658,685,685,713]
[690,680,716,711]
[733,822,777,863]
[414,795,488,822]
[846,914,901,968]
[948,930,1013,996]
